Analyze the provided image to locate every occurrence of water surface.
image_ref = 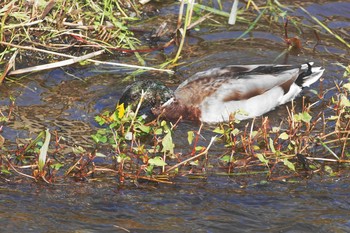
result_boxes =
[0,1,349,232]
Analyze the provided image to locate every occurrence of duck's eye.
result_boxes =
[130,93,138,100]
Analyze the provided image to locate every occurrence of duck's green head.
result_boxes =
[119,80,174,118]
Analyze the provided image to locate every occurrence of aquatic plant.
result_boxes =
[0,1,349,185]
[0,0,173,80]
[214,82,350,180]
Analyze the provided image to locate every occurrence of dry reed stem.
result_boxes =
[8,50,105,75]
[1,42,174,75]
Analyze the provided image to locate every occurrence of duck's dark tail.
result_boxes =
[296,62,325,88]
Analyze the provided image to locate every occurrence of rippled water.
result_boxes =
[0,1,349,232]
[2,177,350,232]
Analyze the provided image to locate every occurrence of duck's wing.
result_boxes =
[176,64,266,90]
[175,64,300,105]
[176,63,324,102]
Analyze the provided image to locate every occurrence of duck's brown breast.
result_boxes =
[152,99,202,122]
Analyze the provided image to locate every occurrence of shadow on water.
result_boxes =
[0,0,349,232]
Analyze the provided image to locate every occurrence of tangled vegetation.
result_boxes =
[0,0,349,184]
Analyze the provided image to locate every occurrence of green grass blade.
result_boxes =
[234,8,267,42]
[300,6,350,49]
[38,129,51,172]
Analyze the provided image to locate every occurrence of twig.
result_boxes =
[315,137,340,160]
[64,156,83,176]
[4,156,37,181]
[305,157,350,162]
[122,172,174,184]
[113,225,131,233]
[0,49,18,83]
[94,167,118,173]
[190,123,203,156]
[166,136,216,173]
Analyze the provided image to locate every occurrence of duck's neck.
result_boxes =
[152,98,202,122]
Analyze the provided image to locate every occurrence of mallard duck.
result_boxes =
[119,63,324,123]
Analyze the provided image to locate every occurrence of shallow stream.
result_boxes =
[0,1,349,232]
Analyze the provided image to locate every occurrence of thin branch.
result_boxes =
[166,136,216,173]
[4,156,37,181]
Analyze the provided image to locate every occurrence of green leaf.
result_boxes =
[346,151,350,158]
[109,122,119,129]
[269,138,276,153]
[272,127,280,133]
[293,113,301,122]
[72,146,86,154]
[309,164,317,170]
[294,112,312,123]
[309,89,318,95]
[146,164,154,175]
[148,156,167,166]
[1,168,11,175]
[94,116,106,126]
[343,83,350,91]
[50,163,64,170]
[162,131,175,154]
[137,124,151,133]
[340,94,350,107]
[256,153,269,166]
[344,65,350,78]
[324,165,333,175]
[250,130,258,137]
[117,154,130,163]
[231,128,240,136]
[279,132,289,140]
[213,127,225,134]
[327,115,339,121]
[221,155,234,163]
[91,134,107,143]
[187,131,194,145]
[301,112,312,123]
[283,158,295,171]
[253,145,261,150]
[154,128,163,135]
[96,152,107,158]
[190,160,199,166]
